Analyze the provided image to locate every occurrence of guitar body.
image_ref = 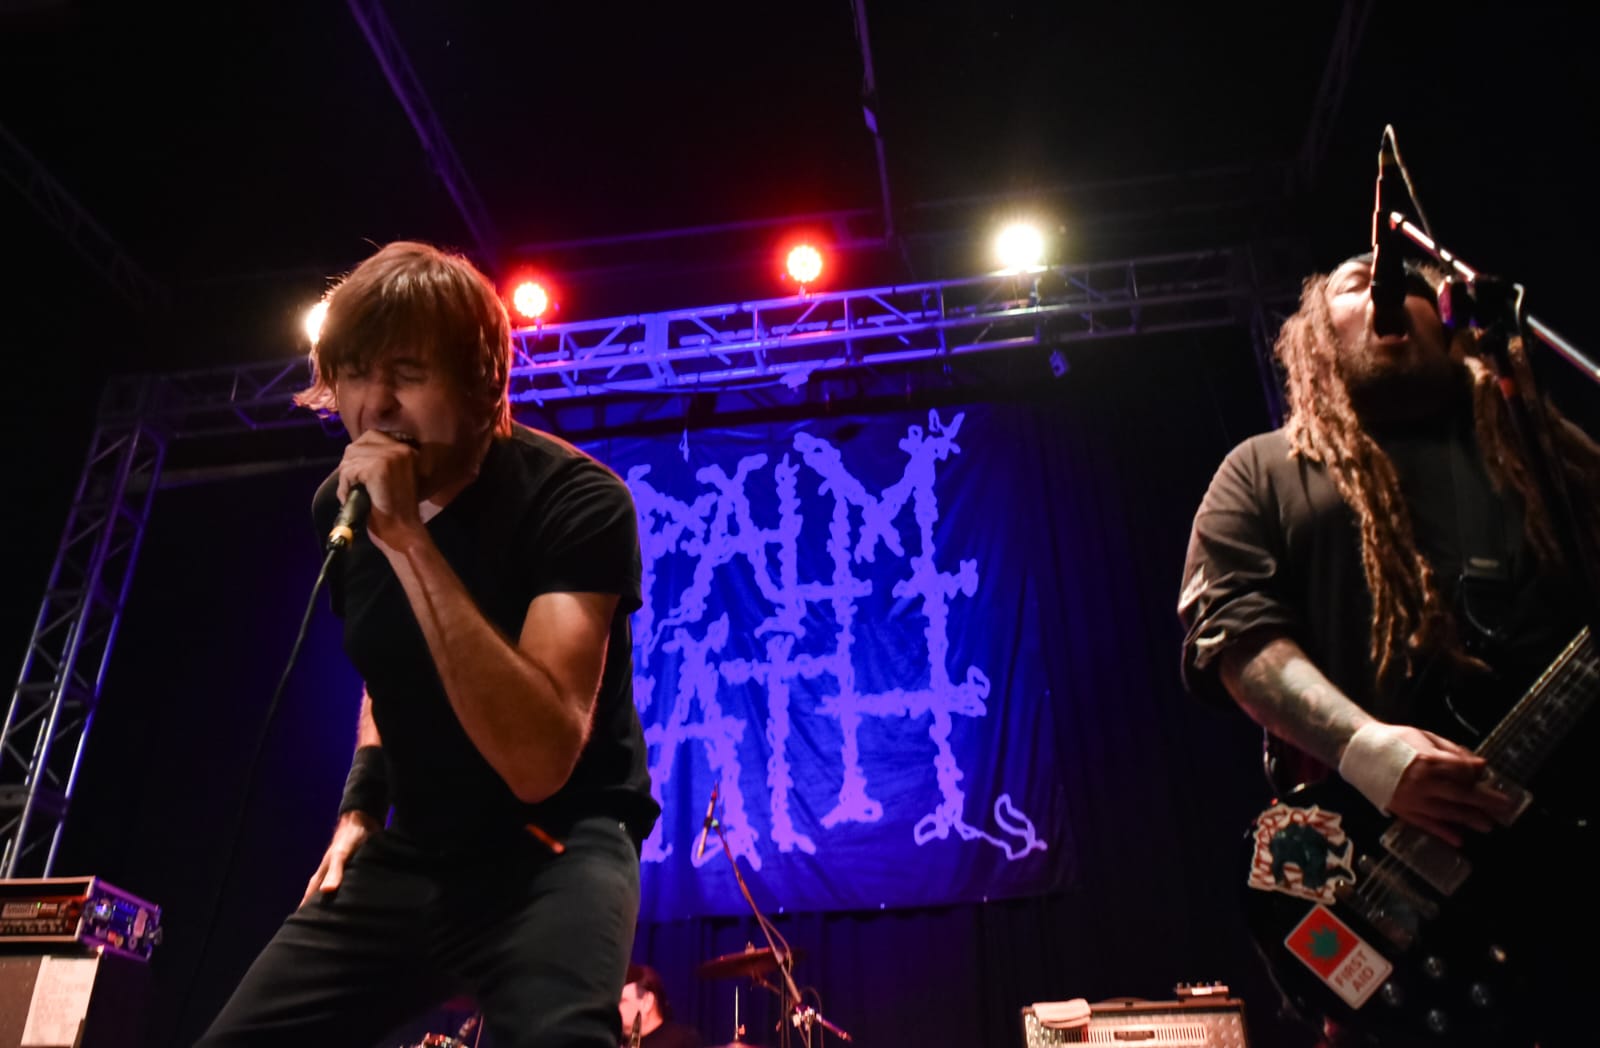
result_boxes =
[1243,778,1546,1045]
[1241,627,1599,1046]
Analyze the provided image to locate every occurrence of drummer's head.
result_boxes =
[620,963,670,1035]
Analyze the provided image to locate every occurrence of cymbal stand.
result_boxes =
[705,799,852,1046]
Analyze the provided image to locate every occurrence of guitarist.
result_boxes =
[1178,252,1600,1046]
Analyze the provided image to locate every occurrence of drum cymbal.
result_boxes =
[695,946,804,980]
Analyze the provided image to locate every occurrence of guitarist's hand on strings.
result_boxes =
[1218,634,1519,848]
[1339,722,1515,848]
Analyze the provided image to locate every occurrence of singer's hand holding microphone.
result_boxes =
[326,431,423,554]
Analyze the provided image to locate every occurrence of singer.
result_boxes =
[1177,250,1600,1047]
[197,241,659,1048]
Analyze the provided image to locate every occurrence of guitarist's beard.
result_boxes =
[1345,358,1464,432]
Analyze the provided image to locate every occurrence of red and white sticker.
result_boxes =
[1284,905,1393,1009]
[1247,803,1355,905]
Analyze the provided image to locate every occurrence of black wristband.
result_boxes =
[338,745,390,820]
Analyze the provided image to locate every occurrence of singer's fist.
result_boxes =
[337,431,423,550]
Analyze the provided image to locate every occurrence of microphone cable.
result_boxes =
[1381,124,1433,239]
[175,544,341,1033]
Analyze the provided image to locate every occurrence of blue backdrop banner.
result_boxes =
[587,404,1072,918]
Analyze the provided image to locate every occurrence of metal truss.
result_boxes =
[849,0,896,240]
[1237,243,1308,428]
[505,248,1257,405]
[0,379,166,876]
[0,122,169,313]
[0,245,1279,875]
[94,247,1270,435]
[1296,0,1376,191]
[150,357,327,440]
[1249,301,1291,428]
[347,0,500,270]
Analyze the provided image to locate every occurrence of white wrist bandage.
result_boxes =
[1337,723,1418,814]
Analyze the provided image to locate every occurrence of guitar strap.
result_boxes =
[1448,429,1519,647]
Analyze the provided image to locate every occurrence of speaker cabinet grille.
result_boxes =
[1022,996,1249,1047]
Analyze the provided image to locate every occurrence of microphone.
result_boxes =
[628,1011,642,1048]
[326,484,370,552]
[1369,130,1407,335]
[695,783,719,861]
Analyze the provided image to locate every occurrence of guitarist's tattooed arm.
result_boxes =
[1220,630,1507,846]
[1219,630,1371,769]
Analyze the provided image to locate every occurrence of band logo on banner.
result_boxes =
[593,407,1068,916]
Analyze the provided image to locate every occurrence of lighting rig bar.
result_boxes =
[507,249,1247,403]
[135,246,1254,439]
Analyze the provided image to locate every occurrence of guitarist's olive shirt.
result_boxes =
[1179,393,1590,732]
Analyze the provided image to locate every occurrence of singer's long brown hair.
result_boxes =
[295,241,514,438]
[1275,269,1600,684]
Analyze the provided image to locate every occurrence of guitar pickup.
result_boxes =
[1480,768,1532,827]
[1380,824,1472,896]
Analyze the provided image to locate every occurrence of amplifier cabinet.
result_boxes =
[1022,995,1249,1047]
[0,950,149,1048]
[0,879,161,962]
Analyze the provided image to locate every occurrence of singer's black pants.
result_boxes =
[195,815,640,1048]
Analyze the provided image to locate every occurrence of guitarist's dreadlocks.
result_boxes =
[1274,268,1600,685]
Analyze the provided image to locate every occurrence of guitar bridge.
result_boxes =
[1341,855,1442,950]
[1379,824,1472,896]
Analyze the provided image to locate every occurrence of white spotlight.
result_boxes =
[995,223,1045,272]
[303,299,330,346]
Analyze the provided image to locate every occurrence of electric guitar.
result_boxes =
[1241,626,1596,1045]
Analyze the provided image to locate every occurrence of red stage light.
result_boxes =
[786,244,824,286]
[511,280,551,321]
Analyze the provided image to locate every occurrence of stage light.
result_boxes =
[786,244,824,286]
[512,280,550,322]
[303,299,330,346]
[995,222,1045,271]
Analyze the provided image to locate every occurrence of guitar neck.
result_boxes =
[1475,626,1596,784]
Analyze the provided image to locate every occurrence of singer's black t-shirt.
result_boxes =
[312,423,659,849]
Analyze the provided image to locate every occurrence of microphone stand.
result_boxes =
[1386,211,1600,617]
[1387,212,1600,383]
[705,803,853,1047]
